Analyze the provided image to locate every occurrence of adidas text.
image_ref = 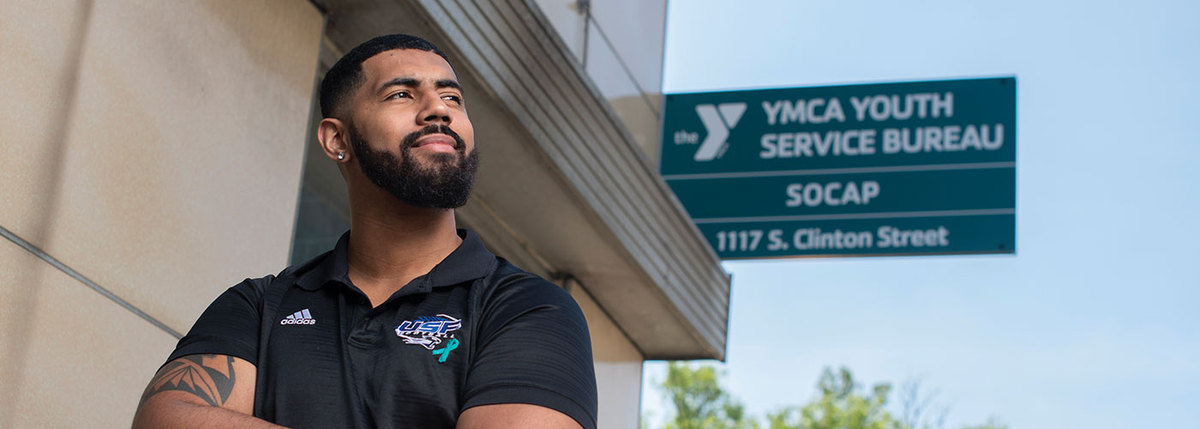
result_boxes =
[280,309,316,325]
[281,319,316,325]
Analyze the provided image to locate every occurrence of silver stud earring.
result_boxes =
[337,152,345,160]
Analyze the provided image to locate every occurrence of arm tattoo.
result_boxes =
[140,354,237,407]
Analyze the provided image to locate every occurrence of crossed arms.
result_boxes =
[132,354,581,428]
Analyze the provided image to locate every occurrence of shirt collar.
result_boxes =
[295,229,494,292]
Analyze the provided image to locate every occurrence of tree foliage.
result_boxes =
[651,364,1006,429]
[660,361,756,429]
[765,367,900,429]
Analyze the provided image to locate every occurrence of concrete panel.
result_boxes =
[0,0,90,245]
[583,25,662,159]
[0,241,178,428]
[5,0,323,334]
[531,0,587,61]
[572,287,643,429]
[595,360,644,429]
[588,0,666,99]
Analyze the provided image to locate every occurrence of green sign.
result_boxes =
[660,77,1016,259]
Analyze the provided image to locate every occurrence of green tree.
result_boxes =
[651,364,1007,429]
[659,361,757,429]
[766,367,901,429]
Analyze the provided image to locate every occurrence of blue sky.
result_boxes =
[642,1,1200,428]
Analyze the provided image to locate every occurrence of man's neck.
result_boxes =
[345,194,462,307]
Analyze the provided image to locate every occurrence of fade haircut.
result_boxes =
[319,34,451,118]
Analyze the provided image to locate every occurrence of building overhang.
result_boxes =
[316,0,730,360]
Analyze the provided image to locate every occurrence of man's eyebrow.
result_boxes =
[375,77,463,94]
[376,77,418,94]
[436,79,463,92]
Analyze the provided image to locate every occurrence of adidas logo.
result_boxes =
[280,308,316,325]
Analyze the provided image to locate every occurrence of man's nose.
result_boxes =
[418,97,451,124]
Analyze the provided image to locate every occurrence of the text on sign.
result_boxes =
[712,226,952,253]
[785,181,880,207]
[848,93,954,121]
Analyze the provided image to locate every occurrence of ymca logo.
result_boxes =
[280,308,316,325]
[693,102,746,161]
[395,314,462,350]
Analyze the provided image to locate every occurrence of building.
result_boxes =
[0,0,730,427]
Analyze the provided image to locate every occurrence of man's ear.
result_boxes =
[317,118,351,163]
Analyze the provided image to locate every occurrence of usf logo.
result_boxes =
[693,102,746,161]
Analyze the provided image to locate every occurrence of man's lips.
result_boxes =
[411,134,458,152]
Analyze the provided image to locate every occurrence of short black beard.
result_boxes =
[350,123,478,209]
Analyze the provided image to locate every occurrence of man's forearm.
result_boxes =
[133,393,285,429]
[134,354,268,428]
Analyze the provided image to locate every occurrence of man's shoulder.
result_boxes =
[230,249,332,295]
[484,258,558,292]
[477,258,581,313]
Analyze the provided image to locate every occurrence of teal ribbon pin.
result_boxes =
[432,338,459,363]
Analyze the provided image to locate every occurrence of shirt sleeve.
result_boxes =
[166,278,266,366]
[461,272,598,429]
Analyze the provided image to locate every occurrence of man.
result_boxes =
[133,34,597,429]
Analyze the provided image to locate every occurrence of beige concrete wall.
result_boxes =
[572,287,645,429]
[0,242,179,427]
[0,0,323,426]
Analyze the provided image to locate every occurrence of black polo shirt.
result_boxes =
[167,230,598,428]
